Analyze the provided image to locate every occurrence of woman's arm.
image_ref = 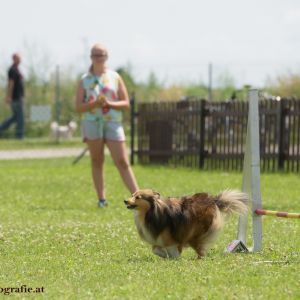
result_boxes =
[104,76,130,110]
[75,80,99,113]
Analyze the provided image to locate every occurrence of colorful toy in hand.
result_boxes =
[100,86,118,114]
[97,95,110,114]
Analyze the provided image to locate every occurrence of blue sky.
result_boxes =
[1,0,300,87]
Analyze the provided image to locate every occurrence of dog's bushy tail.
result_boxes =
[215,190,248,216]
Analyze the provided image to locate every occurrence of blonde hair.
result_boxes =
[89,43,108,73]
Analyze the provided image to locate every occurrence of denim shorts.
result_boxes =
[81,119,125,142]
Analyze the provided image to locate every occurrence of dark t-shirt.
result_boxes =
[8,65,24,100]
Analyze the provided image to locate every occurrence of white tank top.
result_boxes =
[81,69,122,122]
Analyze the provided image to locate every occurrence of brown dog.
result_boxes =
[124,189,248,258]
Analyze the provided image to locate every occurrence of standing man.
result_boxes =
[0,53,25,139]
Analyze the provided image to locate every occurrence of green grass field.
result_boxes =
[0,156,299,299]
[0,138,83,150]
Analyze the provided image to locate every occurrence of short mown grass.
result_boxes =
[0,137,83,150]
[0,156,299,299]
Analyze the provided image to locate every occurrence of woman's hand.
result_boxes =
[97,95,111,108]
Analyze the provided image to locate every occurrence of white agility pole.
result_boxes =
[237,89,262,252]
[226,89,262,253]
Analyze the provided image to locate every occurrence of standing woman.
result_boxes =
[76,43,139,207]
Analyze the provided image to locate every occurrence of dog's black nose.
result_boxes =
[124,200,128,204]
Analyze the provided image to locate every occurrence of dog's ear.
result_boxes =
[152,190,161,198]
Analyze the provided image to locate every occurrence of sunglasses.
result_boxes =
[91,53,107,58]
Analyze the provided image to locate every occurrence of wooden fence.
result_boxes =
[130,98,300,172]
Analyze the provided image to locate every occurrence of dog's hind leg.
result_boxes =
[177,244,183,254]
[195,247,206,259]
[190,240,206,259]
[194,246,206,259]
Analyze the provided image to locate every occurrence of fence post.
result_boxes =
[199,99,206,169]
[277,99,286,170]
[55,65,61,143]
[130,94,136,165]
[208,63,213,102]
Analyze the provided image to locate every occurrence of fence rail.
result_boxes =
[130,97,300,172]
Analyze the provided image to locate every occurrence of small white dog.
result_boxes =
[50,121,77,140]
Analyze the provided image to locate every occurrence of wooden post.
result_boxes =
[208,63,213,102]
[277,99,286,170]
[199,99,206,169]
[130,94,136,165]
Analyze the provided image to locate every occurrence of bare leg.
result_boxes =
[106,140,139,193]
[86,139,105,199]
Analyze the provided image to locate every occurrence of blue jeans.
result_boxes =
[0,100,24,139]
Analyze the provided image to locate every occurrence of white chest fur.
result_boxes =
[134,212,159,246]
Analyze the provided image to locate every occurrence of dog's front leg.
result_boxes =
[165,246,181,259]
[152,246,168,258]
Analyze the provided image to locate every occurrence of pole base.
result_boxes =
[225,240,249,253]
